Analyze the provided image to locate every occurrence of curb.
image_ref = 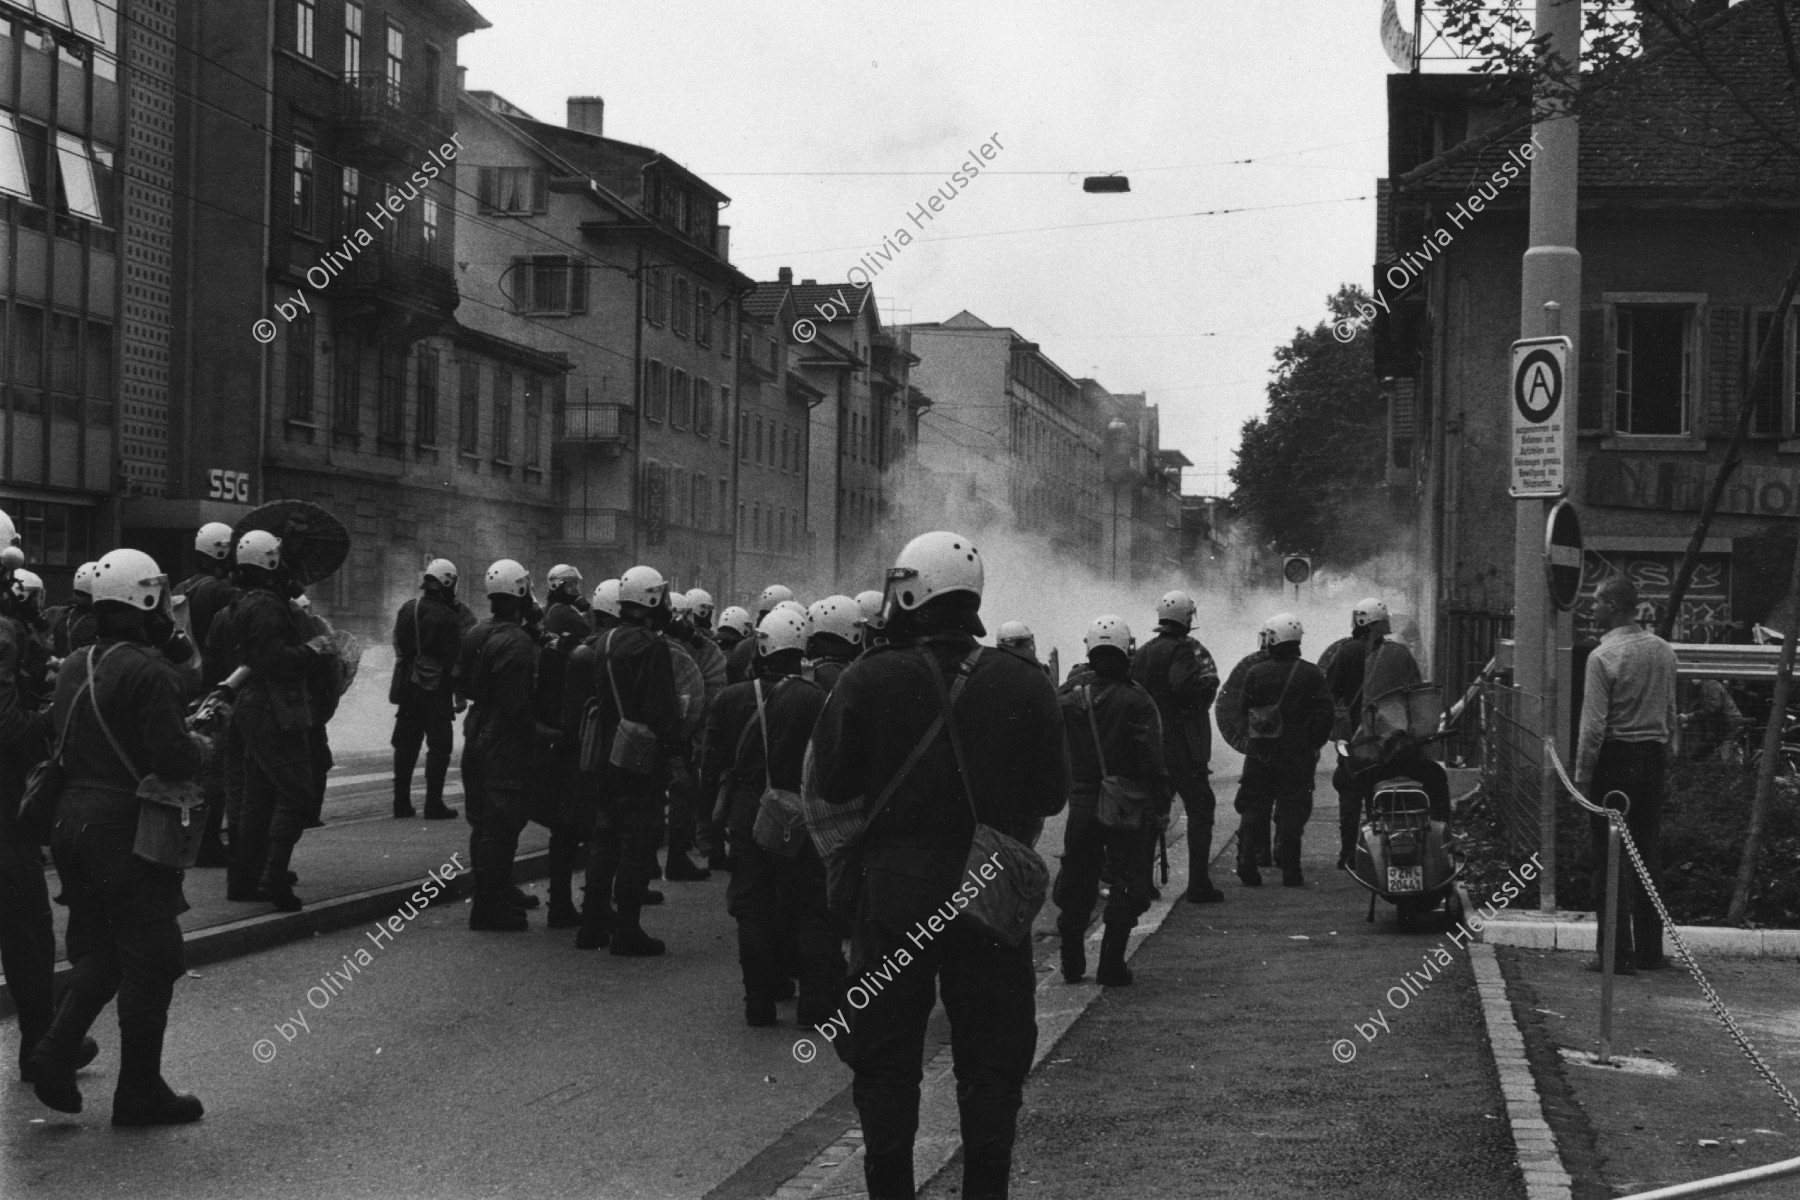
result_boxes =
[1480,914,1800,959]
[772,831,1195,1198]
[1471,942,1574,1200]
[0,849,551,1020]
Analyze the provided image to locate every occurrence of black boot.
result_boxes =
[665,849,712,881]
[863,1150,915,1200]
[111,1017,203,1128]
[469,896,529,932]
[508,885,541,910]
[25,989,107,1113]
[744,960,779,1026]
[1095,923,1133,987]
[256,842,304,912]
[609,903,665,957]
[1236,859,1262,887]
[1060,932,1087,983]
[422,802,458,820]
[573,894,613,949]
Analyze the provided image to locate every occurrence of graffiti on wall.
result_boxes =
[1576,551,1732,643]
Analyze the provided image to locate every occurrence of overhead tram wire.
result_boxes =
[702,135,1387,176]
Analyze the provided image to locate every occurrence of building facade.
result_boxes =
[1379,1,1800,699]
[736,279,820,600]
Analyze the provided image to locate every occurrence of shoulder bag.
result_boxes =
[17,645,114,844]
[1084,684,1148,831]
[749,679,809,857]
[1247,660,1300,744]
[928,647,1050,947]
[82,647,207,869]
[585,629,659,776]
[408,600,446,693]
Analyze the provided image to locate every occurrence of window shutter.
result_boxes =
[1713,304,1747,437]
[477,166,495,213]
[1578,304,1606,431]
[511,258,531,311]
[531,168,548,212]
[570,262,587,313]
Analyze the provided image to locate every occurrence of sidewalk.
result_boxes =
[0,748,552,1013]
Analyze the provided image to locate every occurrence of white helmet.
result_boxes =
[0,507,16,549]
[886,530,982,613]
[1352,598,1389,629]
[592,578,622,618]
[547,563,582,590]
[809,595,862,644]
[686,588,714,620]
[773,598,809,627]
[0,508,19,572]
[236,529,282,571]
[670,590,694,615]
[1264,612,1304,647]
[1083,614,1133,655]
[619,565,668,610]
[92,548,167,611]
[717,605,753,636]
[195,521,234,561]
[756,607,809,656]
[855,590,884,620]
[422,558,458,590]
[996,620,1033,649]
[13,568,44,602]
[293,593,313,613]
[1157,590,1196,628]
[72,561,100,600]
[485,559,530,597]
[757,583,794,613]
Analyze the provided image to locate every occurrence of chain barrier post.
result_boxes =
[1598,810,1623,1065]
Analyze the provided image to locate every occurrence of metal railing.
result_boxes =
[558,403,633,443]
[559,507,628,547]
[1478,682,1545,859]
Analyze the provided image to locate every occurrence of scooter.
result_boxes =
[1346,774,1465,933]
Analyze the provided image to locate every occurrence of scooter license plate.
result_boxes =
[1387,866,1424,893]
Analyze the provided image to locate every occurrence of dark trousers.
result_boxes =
[1588,739,1667,970]
[308,726,332,826]
[726,837,842,1006]
[666,755,700,857]
[1054,795,1153,936]
[1238,759,1315,873]
[392,706,453,812]
[1169,761,1217,880]
[49,809,187,1061]
[460,747,528,903]
[197,741,229,851]
[844,840,1037,1200]
[1334,755,1363,857]
[229,698,315,891]
[0,855,58,1071]
[584,777,664,925]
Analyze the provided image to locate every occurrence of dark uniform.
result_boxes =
[390,592,468,818]
[301,610,342,827]
[224,587,319,899]
[668,628,727,869]
[47,601,97,659]
[31,635,202,1114]
[1216,647,1272,865]
[1130,627,1221,892]
[173,570,240,860]
[810,632,1069,1199]
[725,631,758,686]
[702,673,834,1018]
[571,622,682,942]
[455,615,540,917]
[536,601,591,920]
[1234,646,1334,882]
[809,650,857,696]
[1054,666,1169,952]
[1318,635,1361,863]
[0,611,56,1076]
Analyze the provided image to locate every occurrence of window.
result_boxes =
[738,412,749,459]
[295,0,315,58]
[524,374,542,467]
[670,369,690,428]
[476,166,546,214]
[416,347,438,444]
[672,277,690,337]
[423,44,441,109]
[381,183,401,245]
[458,359,480,455]
[85,320,111,399]
[721,306,733,358]
[643,359,666,422]
[15,303,43,391]
[1615,305,1692,435]
[334,333,361,434]
[291,141,315,235]
[0,113,29,199]
[377,341,405,441]
[694,379,713,436]
[287,316,314,420]
[719,387,730,443]
[56,133,101,222]
[643,267,668,325]
[752,503,762,548]
[385,21,404,94]
[513,256,587,314]
[422,196,440,260]
[737,501,746,541]
[340,166,360,234]
[344,1,362,73]
[1749,311,1787,436]
[696,288,713,347]
[50,312,78,395]
[754,416,763,464]
[718,479,729,533]
[493,366,513,460]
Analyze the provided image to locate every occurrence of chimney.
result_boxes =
[456,65,467,94]
[567,96,604,136]
[716,224,730,261]
[801,278,817,287]
[778,267,792,285]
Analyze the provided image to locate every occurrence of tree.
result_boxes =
[1230,286,1389,564]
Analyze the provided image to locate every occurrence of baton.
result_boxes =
[1159,831,1170,885]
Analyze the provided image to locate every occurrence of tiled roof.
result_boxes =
[742,283,790,320]
[1400,0,1800,203]
[787,282,871,320]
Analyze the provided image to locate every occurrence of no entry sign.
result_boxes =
[1510,336,1570,498]
[1544,499,1583,612]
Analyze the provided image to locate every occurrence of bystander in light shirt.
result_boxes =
[1574,623,1678,782]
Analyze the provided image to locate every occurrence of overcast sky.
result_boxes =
[460,1,1414,495]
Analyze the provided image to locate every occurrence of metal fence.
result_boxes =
[1479,682,1546,858]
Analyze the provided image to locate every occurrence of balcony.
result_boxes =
[558,403,634,446]
[335,244,458,342]
[335,73,451,166]
[559,507,630,548]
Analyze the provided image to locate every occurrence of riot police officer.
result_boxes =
[1234,613,1334,888]
[390,560,465,821]
[1130,590,1225,902]
[806,595,862,695]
